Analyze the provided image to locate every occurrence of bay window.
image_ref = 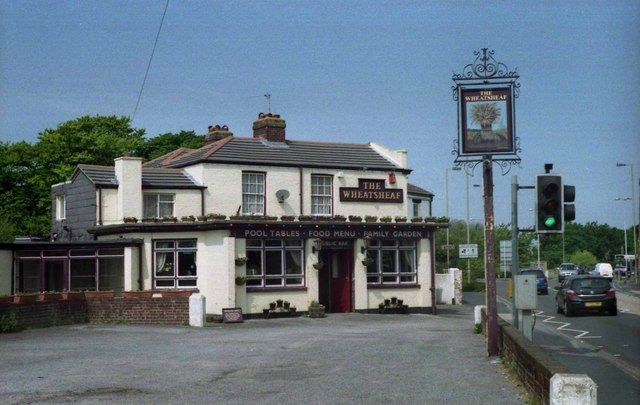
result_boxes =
[153,239,197,289]
[245,239,304,288]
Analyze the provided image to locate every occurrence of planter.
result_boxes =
[160,290,193,298]
[397,299,404,306]
[162,217,178,223]
[122,291,154,299]
[411,217,423,223]
[364,216,378,223]
[235,258,248,266]
[298,216,313,221]
[0,296,13,305]
[269,302,276,310]
[142,218,157,223]
[62,291,84,300]
[280,216,296,221]
[276,299,283,308]
[348,216,362,222]
[380,217,392,223]
[13,294,38,304]
[235,276,247,286]
[181,216,196,222]
[308,305,326,318]
[394,217,407,223]
[123,217,138,223]
[283,301,290,310]
[84,291,115,300]
[333,216,346,222]
[207,214,227,220]
[38,292,63,301]
[384,299,391,306]
[197,215,208,222]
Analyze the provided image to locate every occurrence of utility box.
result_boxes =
[514,274,537,310]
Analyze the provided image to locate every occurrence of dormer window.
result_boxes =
[143,193,174,218]
[55,195,66,221]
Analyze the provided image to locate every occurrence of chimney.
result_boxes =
[252,113,286,142]
[114,155,143,220]
[205,124,233,143]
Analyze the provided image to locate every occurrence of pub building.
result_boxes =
[1,113,443,317]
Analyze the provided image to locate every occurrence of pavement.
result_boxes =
[0,304,527,405]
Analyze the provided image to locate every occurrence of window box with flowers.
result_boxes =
[411,216,423,223]
[162,216,178,223]
[235,276,247,286]
[181,215,196,222]
[280,215,296,221]
[348,215,362,222]
[206,213,227,220]
[379,216,392,223]
[333,215,346,222]
[123,217,138,223]
[364,215,378,223]
[142,217,157,223]
[394,216,407,223]
[298,215,313,221]
[235,255,248,266]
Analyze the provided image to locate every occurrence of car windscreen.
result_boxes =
[570,278,610,291]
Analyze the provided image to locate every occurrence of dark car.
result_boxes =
[558,262,579,282]
[556,275,617,316]
[520,269,548,295]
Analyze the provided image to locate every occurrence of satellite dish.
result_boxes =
[275,189,290,203]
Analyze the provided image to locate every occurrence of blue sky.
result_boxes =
[1,0,639,232]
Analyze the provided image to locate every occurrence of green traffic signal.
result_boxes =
[544,216,557,228]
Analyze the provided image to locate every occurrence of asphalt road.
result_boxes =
[475,278,640,405]
[0,307,526,405]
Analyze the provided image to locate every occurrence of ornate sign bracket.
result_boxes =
[451,48,522,174]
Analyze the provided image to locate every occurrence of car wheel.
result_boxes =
[565,301,574,317]
[556,304,563,314]
[609,307,618,316]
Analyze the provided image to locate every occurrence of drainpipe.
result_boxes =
[138,244,143,290]
[299,167,304,215]
[98,186,103,225]
[430,232,437,315]
[200,188,205,217]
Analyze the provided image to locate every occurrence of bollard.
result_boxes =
[474,305,486,325]
[189,294,206,327]
[550,373,597,405]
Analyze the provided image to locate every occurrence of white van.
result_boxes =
[594,263,613,279]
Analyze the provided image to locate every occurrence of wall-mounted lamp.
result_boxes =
[360,236,371,254]
[312,238,323,254]
[336,171,344,178]
[51,232,58,242]
[388,172,396,184]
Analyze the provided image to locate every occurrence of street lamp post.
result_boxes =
[616,163,637,282]
[614,197,631,278]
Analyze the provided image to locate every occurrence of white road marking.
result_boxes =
[533,310,602,339]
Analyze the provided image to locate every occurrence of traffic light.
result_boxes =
[564,184,575,224]
[536,174,563,233]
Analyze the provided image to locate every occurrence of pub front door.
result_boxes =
[318,245,353,313]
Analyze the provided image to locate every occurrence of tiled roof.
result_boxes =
[408,183,434,197]
[143,136,403,171]
[75,165,203,189]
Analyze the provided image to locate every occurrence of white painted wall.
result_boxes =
[114,157,143,220]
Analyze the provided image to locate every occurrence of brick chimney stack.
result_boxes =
[205,124,233,143]
[252,113,286,142]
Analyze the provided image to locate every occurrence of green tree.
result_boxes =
[137,130,204,161]
[569,250,597,267]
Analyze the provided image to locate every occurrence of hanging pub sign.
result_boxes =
[460,87,514,155]
[339,179,403,203]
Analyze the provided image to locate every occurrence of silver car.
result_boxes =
[558,262,579,282]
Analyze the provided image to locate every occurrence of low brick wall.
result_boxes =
[481,309,569,405]
[0,296,190,328]
[87,297,189,324]
[0,300,88,328]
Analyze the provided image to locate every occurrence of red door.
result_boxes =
[328,250,352,313]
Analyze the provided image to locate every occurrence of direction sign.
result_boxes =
[459,244,478,258]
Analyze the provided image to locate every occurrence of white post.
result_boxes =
[189,294,206,327]
[550,374,597,405]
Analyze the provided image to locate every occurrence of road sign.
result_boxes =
[459,244,478,258]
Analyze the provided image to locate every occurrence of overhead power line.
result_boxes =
[132,0,170,122]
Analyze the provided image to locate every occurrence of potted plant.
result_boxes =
[229,215,244,220]
[276,299,284,308]
[384,298,391,306]
[283,301,290,310]
[235,276,247,286]
[162,216,178,223]
[38,291,63,301]
[333,214,346,222]
[269,302,276,310]
[142,217,157,223]
[280,215,296,221]
[364,215,378,223]
[380,216,392,223]
[308,301,325,318]
[411,216,423,223]
[361,256,373,267]
[197,215,208,222]
[437,216,450,224]
[123,290,154,299]
[235,255,248,266]
[313,259,324,270]
[397,298,404,306]
[394,216,407,223]
[348,215,362,222]
[299,215,313,221]
[13,293,38,304]
[390,296,397,305]
[424,216,438,223]
[181,215,196,222]
[206,213,227,220]
[123,216,138,223]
